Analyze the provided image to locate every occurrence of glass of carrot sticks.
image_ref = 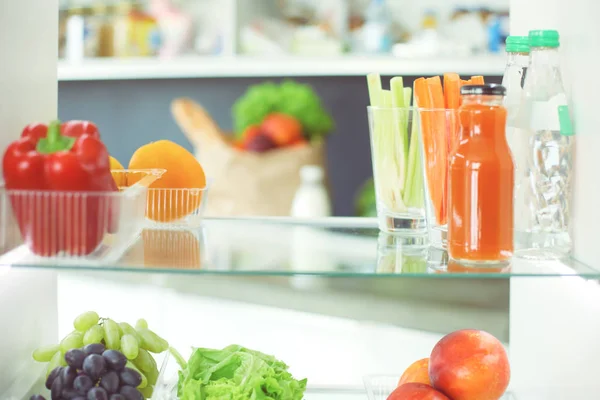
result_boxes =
[414,74,485,249]
[367,73,426,234]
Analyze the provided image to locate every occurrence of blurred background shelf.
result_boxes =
[58,54,506,80]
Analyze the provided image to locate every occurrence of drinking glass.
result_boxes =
[417,108,458,249]
[367,107,426,234]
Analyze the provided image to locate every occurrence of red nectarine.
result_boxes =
[388,383,450,400]
[429,329,510,400]
[398,358,431,386]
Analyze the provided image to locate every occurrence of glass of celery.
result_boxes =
[367,74,426,234]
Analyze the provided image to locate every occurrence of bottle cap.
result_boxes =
[529,30,560,48]
[300,165,324,183]
[505,36,530,53]
[461,84,507,97]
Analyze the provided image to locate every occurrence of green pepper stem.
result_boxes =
[36,120,76,154]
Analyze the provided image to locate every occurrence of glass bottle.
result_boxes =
[447,84,514,266]
[290,165,331,218]
[514,30,574,259]
[502,36,529,232]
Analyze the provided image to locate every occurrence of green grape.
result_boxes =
[32,344,60,362]
[145,363,159,386]
[139,385,154,399]
[135,318,148,330]
[126,361,148,389]
[60,331,83,352]
[119,322,142,342]
[132,349,155,373]
[103,319,120,350]
[73,311,100,332]
[83,324,104,345]
[121,334,139,360]
[46,351,63,377]
[136,328,168,353]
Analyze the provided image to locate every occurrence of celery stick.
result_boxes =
[390,78,407,191]
[377,90,406,212]
[367,73,383,107]
[390,77,405,107]
[402,87,412,160]
[403,85,420,207]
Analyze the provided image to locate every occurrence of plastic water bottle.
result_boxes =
[501,36,529,231]
[514,30,574,259]
[290,165,331,218]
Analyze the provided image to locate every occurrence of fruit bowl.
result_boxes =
[363,375,515,400]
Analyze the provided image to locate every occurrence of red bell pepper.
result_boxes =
[2,121,118,256]
[21,120,100,142]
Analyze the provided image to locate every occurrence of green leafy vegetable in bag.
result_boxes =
[233,80,334,141]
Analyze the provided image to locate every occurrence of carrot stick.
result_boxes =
[426,76,448,225]
[470,76,485,85]
[415,78,446,226]
[444,73,461,154]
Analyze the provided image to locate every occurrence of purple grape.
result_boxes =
[83,354,106,380]
[109,395,126,400]
[119,368,141,387]
[29,396,46,400]
[118,386,143,400]
[73,397,86,400]
[62,388,81,399]
[102,350,127,371]
[65,349,86,369]
[74,375,94,394]
[87,387,109,400]
[61,366,78,388]
[83,343,106,356]
[100,371,120,394]
[45,366,62,389]
[50,375,63,400]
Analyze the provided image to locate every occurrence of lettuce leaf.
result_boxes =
[178,345,307,400]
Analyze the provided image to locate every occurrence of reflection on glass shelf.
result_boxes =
[0,217,597,278]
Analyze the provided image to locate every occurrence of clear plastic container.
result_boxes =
[363,375,515,400]
[144,185,210,228]
[115,169,209,228]
[0,169,161,265]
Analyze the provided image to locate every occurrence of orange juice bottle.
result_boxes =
[447,84,514,265]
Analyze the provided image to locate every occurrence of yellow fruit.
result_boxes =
[109,156,126,187]
[128,140,206,222]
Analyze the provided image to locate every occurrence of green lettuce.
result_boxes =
[177,345,307,400]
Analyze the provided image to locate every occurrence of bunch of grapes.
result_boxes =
[32,312,169,399]
[30,345,144,400]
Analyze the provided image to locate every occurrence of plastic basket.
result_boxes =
[0,169,161,265]
[145,185,209,228]
[363,375,515,400]
[111,169,209,228]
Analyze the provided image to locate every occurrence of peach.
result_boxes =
[398,358,431,386]
[388,383,450,400]
[429,329,510,400]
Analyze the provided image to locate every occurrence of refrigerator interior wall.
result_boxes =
[0,0,59,396]
[510,0,600,267]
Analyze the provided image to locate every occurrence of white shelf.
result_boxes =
[57,55,506,81]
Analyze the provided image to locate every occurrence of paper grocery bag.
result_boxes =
[171,98,328,216]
